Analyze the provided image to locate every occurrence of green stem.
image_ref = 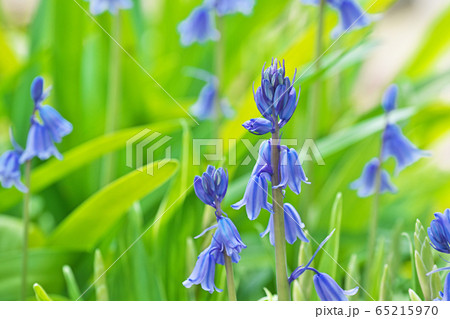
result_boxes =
[271,122,290,301]
[224,254,237,301]
[21,160,32,300]
[101,16,122,186]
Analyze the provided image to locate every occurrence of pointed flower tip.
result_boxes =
[31,76,44,102]
[382,84,398,113]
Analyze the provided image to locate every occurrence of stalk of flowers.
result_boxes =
[0,76,72,300]
[183,165,246,301]
[86,0,133,185]
[232,59,309,301]
[426,209,450,301]
[288,230,359,301]
[350,84,429,278]
[178,0,255,125]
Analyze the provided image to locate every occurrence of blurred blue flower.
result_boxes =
[382,84,398,113]
[87,0,133,15]
[261,203,309,245]
[428,209,450,254]
[183,243,223,293]
[189,71,234,120]
[0,130,27,193]
[250,59,299,130]
[434,273,450,301]
[302,0,371,39]
[20,120,63,163]
[288,230,359,301]
[20,77,72,163]
[178,5,220,46]
[194,165,228,208]
[242,118,273,135]
[275,147,309,195]
[350,158,397,197]
[382,124,430,174]
[212,0,255,16]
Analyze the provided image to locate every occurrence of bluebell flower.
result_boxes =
[302,0,371,39]
[242,118,273,135]
[249,59,299,131]
[183,243,223,293]
[427,209,450,254]
[382,124,430,175]
[350,158,397,197]
[20,77,72,163]
[261,203,309,245]
[288,230,359,301]
[275,147,309,195]
[87,0,133,15]
[434,273,450,301]
[189,71,234,120]
[20,120,63,163]
[0,130,27,193]
[178,5,220,46]
[382,84,398,113]
[194,165,228,208]
[212,0,255,16]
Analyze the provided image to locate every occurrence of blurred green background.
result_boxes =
[0,0,450,301]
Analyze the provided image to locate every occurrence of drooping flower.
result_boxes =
[249,59,299,131]
[87,0,133,15]
[189,73,233,120]
[434,273,450,301]
[183,243,223,293]
[275,147,309,195]
[212,0,255,16]
[0,130,27,193]
[382,123,430,175]
[261,203,309,245]
[302,0,371,39]
[178,5,220,46]
[350,158,397,198]
[185,165,246,293]
[242,118,273,135]
[288,230,359,301]
[20,77,72,163]
[427,209,450,254]
[382,84,398,113]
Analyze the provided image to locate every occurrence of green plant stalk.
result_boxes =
[214,15,225,138]
[101,17,122,186]
[224,254,237,301]
[271,121,290,301]
[21,160,32,300]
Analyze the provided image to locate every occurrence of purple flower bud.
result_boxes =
[194,166,229,208]
[242,118,273,135]
[350,158,397,198]
[382,124,430,174]
[212,0,255,16]
[382,84,398,113]
[20,120,63,163]
[427,209,450,254]
[214,216,247,262]
[88,0,133,15]
[313,272,359,301]
[31,76,44,103]
[178,5,220,46]
[0,147,27,193]
[261,203,309,245]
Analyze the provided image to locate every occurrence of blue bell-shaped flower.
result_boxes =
[88,0,133,15]
[212,0,255,16]
[178,5,220,46]
[350,158,397,197]
[0,130,27,193]
[427,209,450,254]
[20,120,63,163]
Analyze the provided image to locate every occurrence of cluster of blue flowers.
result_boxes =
[427,209,450,301]
[302,0,372,38]
[351,85,429,197]
[184,165,246,293]
[86,0,133,15]
[232,59,309,245]
[0,77,72,193]
[178,0,255,46]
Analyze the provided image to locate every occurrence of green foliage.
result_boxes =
[33,283,52,301]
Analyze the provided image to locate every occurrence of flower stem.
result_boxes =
[271,122,290,301]
[101,16,121,186]
[21,160,32,300]
[224,253,237,301]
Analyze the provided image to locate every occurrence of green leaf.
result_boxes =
[409,289,422,302]
[0,121,182,213]
[344,254,360,301]
[0,215,46,252]
[94,249,109,301]
[33,283,52,301]
[47,160,179,251]
[293,237,313,301]
[62,265,82,301]
[379,264,391,301]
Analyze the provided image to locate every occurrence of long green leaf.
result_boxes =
[47,160,179,251]
[33,283,52,301]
